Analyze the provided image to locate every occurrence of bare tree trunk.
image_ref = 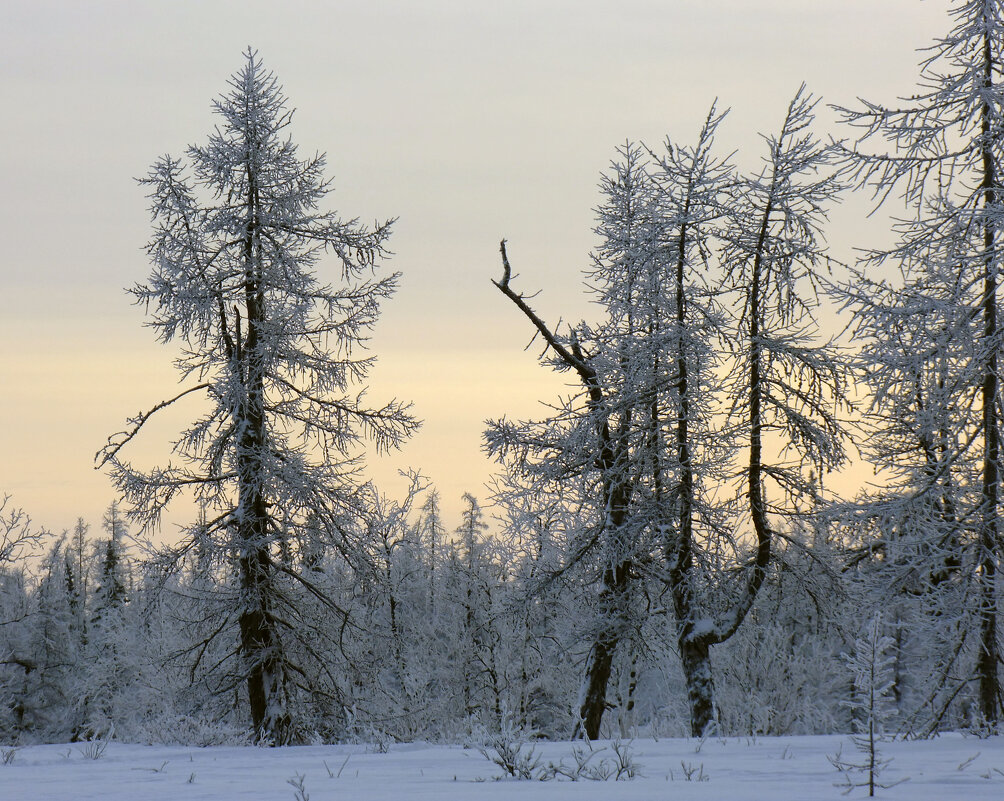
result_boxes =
[680,637,715,734]
[236,163,290,745]
[576,638,616,740]
[978,18,1001,724]
[666,203,719,737]
[238,549,290,744]
[236,402,290,743]
[575,558,630,739]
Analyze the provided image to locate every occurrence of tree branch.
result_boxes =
[96,383,212,468]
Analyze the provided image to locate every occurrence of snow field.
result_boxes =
[1,734,1003,801]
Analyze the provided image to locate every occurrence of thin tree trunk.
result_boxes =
[746,197,774,616]
[666,201,719,737]
[978,16,1001,724]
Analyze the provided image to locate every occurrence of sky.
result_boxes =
[0,0,951,538]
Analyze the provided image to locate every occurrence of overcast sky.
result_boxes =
[1,1,950,536]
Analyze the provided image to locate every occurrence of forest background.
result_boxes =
[3,0,1001,756]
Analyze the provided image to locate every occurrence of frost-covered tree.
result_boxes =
[489,89,846,739]
[20,540,83,741]
[0,495,41,741]
[71,504,135,740]
[418,489,446,616]
[97,50,417,744]
[644,106,734,737]
[700,84,848,730]
[453,493,504,725]
[0,562,33,743]
[837,0,1004,726]
[0,497,40,570]
[498,505,575,737]
[835,252,980,733]
[487,146,667,738]
[829,613,899,796]
[93,503,128,622]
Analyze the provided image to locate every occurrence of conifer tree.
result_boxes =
[829,614,899,796]
[838,0,1004,725]
[98,50,417,744]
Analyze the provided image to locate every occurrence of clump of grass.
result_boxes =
[77,740,108,760]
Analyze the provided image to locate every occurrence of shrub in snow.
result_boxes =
[471,708,543,780]
[473,709,640,781]
[286,773,310,801]
[76,739,108,760]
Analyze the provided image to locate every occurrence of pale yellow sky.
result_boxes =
[0,0,949,536]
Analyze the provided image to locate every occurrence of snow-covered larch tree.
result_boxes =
[487,144,666,739]
[488,127,733,738]
[701,84,849,733]
[97,50,417,745]
[834,247,980,733]
[645,105,734,737]
[837,0,1004,726]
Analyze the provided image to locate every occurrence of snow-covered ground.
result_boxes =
[2,734,1003,800]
